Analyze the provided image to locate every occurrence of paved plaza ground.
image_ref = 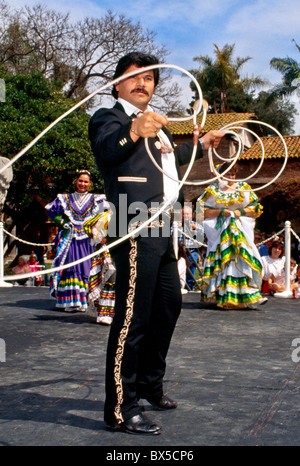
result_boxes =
[0,286,299,449]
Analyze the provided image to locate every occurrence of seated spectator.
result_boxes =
[27,253,43,286]
[261,240,297,294]
[268,258,298,294]
[13,256,31,286]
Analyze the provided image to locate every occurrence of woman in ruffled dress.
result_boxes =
[45,170,109,312]
[198,163,267,310]
[13,256,31,286]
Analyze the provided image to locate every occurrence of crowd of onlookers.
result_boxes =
[8,251,47,287]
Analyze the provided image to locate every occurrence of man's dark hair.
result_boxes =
[112,52,160,99]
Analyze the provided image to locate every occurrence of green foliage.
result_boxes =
[189,44,266,114]
[188,43,296,134]
[269,39,300,100]
[250,91,296,136]
[0,70,104,209]
[225,87,254,113]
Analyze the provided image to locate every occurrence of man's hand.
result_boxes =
[130,112,169,141]
[200,130,225,150]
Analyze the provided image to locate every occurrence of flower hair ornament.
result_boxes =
[216,162,227,173]
[72,169,92,184]
[76,169,91,177]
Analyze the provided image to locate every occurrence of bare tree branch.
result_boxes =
[0,4,184,113]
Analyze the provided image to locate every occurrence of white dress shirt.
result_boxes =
[118,98,179,205]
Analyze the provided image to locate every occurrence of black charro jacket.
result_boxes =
[89,101,203,235]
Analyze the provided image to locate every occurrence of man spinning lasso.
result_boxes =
[89,52,224,435]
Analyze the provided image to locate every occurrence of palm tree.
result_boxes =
[269,39,300,100]
[189,43,266,113]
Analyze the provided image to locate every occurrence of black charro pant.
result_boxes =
[104,235,182,425]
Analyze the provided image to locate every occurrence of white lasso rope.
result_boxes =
[178,228,207,248]
[291,228,300,243]
[146,120,288,192]
[2,63,207,281]
[3,64,205,281]
[4,143,198,281]
[211,121,288,192]
[255,229,285,247]
[0,64,204,176]
[3,228,54,246]
[1,63,288,281]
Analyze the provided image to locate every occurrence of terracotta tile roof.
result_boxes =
[169,112,257,135]
[241,135,300,159]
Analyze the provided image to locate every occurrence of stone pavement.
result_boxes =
[0,286,299,448]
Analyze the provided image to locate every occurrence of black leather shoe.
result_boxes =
[107,413,161,435]
[146,395,178,410]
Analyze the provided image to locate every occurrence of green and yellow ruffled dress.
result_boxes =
[198,182,263,309]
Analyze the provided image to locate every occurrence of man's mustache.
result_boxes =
[131,87,149,96]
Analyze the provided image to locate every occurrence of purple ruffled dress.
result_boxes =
[46,192,108,309]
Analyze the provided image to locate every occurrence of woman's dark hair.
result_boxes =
[112,52,160,99]
[268,240,284,258]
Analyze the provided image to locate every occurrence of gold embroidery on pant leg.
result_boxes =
[114,236,137,424]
